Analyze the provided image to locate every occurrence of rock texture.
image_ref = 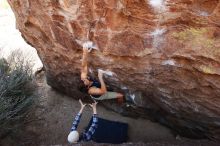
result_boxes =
[8,0,220,140]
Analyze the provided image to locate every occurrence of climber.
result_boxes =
[67,99,128,144]
[79,42,124,103]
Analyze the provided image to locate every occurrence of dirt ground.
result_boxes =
[1,74,218,146]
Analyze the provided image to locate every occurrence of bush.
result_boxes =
[0,50,37,138]
[0,58,9,75]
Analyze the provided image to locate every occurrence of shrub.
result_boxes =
[0,50,37,138]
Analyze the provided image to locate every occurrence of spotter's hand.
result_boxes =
[89,101,98,109]
[79,99,86,108]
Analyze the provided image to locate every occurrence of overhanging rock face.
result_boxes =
[8,0,220,140]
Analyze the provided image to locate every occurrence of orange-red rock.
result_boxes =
[8,0,220,140]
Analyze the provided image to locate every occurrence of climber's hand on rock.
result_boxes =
[83,41,93,51]
[83,47,89,53]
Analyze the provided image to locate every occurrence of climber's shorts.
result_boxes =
[91,92,118,100]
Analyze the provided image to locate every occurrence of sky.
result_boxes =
[0,0,43,71]
[0,0,10,9]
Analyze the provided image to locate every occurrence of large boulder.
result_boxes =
[8,0,220,140]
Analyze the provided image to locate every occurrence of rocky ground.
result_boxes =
[0,73,219,146]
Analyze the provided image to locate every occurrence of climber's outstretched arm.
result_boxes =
[81,47,89,80]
